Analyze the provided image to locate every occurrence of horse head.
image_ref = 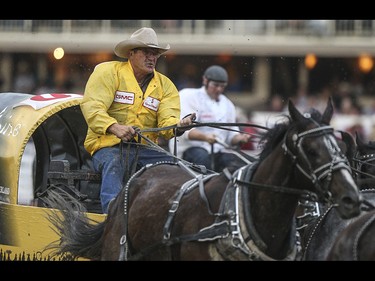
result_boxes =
[285,96,361,219]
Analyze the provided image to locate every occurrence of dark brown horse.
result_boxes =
[300,132,375,260]
[327,207,375,260]
[324,134,375,261]
[44,97,361,261]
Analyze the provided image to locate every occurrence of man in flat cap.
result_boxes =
[81,27,195,213]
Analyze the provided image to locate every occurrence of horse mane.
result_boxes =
[258,108,325,162]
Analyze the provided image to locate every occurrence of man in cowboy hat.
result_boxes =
[81,27,195,214]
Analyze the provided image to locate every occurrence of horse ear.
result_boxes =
[355,131,364,146]
[355,131,369,155]
[341,130,355,148]
[340,130,356,163]
[321,96,334,124]
[288,98,304,122]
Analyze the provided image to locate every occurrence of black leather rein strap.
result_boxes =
[140,122,270,134]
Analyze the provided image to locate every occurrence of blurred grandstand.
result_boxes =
[1,20,375,55]
[1,20,375,141]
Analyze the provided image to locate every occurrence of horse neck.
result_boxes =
[247,145,300,259]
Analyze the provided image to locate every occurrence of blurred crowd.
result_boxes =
[6,58,375,147]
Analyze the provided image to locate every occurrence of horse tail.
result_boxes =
[42,186,105,260]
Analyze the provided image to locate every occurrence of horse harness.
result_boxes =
[300,189,375,260]
[219,123,354,260]
[118,123,351,261]
[285,123,354,241]
[118,160,300,261]
[117,160,223,260]
[353,150,375,180]
[349,207,375,260]
[297,142,375,255]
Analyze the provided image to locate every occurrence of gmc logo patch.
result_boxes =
[114,91,135,104]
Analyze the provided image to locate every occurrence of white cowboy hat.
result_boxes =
[114,27,170,59]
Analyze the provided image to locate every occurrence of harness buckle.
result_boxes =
[169,201,179,213]
[120,235,127,245]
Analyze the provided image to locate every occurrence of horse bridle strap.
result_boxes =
[282,125,352,202]
[353,152,375,179]
[235,174,318,200]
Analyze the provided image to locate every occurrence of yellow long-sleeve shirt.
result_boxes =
[81,61,180,156]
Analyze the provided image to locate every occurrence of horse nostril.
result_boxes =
[343,191,362,206]
[342,196,356,206]
[338,194,362,218]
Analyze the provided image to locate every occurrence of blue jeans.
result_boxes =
[92,144,174,213]
[182,146,242,172]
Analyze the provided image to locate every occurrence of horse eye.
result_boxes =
[306,147,318,157]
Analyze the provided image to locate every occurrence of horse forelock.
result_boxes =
[307,108,325,123]
[258,118,290,161]
[258,108,327,162]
